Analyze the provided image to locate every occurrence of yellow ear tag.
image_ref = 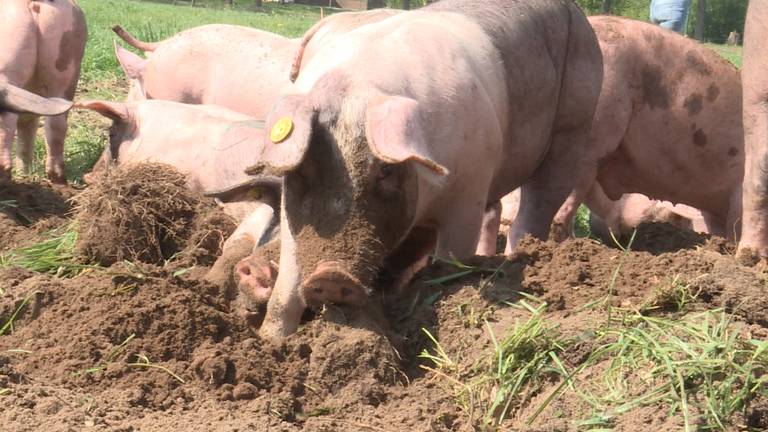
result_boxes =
[270,117,294,143]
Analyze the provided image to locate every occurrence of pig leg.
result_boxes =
[0,113,19,180]
[435,201,487,261]
[507,128,593,254]
[702,212,727,238]
[260,220,304,340]
[740,101,768,255]
[15,115,39,175]
[43,113,68,184]
[585,185,622,244]
[475,201,501,256]
[724,190,742,240]
[551,82,632,243]
[380,226,437,293]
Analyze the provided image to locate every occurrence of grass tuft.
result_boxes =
[0,223,98,277]
[422,295,568,429]
[0,291,40,336]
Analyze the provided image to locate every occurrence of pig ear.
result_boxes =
[114,42,146,80]
[204,176,282,209]
[247,95,315,176]
[75,100,130,122]
[366,96,449,178]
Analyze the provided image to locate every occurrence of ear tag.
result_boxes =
[270,117,294,144]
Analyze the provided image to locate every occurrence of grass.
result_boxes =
[424,298,768,430]
[570,309,768,431]
[0,291,40,336]
[704,43,743,68]
[421,296,569,428]
[0,223,98,277]
[422,236,766,431]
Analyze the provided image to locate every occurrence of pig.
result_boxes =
[0,0,86,183]
[0,81,73,116]
[78,99,283,298]
[234,0,602,339]
[587,188,711,244]
[738,2,768,259]
[288,8,402,82]
[113,8,401,111]
[554,16,743,244]
[77,99,281,242]
[497,187,710,249]
[108,12,406,301]
[112,24,296,114]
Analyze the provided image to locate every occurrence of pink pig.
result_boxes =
[0,0,86,183]
[235,0,602,339]
[555,17,743,241]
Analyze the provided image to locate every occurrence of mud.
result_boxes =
[1,181,767,431]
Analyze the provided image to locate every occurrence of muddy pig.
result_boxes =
[233,0,602,339]
[0,0,86,183]
[554,16,743,243]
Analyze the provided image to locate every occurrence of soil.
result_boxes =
[1,182,767,432]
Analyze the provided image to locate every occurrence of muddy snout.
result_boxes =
[300,261,368,307]
[235,255,278,305]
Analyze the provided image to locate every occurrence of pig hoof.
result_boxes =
[47,172,67,185]
[549,222,571,242]
[735,247,763,267]
[235,256,277,304]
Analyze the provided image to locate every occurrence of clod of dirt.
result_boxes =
[72,163,232,266]
[626,221,708,254]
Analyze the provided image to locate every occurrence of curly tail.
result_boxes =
[112,25,160,52]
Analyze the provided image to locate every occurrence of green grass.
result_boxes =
[0,223,97,277]
[704,43,743,68]
[421,296,569,428]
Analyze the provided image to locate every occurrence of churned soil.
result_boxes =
[1,179,767,431]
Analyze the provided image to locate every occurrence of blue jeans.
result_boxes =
[650,0,693,33]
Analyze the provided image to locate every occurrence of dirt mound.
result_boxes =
[73,163,233,266]
[627,221,710,254]
[2,181,767,431]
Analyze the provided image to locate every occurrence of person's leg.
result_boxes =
[650,0,693,34]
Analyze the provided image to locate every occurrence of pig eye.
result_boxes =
[377,164,394,180]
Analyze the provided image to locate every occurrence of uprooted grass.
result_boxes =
[566,308,768,431]
[421,295,568,429]
[0,222,96,278]
[73,163,200,266]
[424,296,768,431]
[422,243,768,432]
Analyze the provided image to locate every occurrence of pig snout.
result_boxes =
[236,255,278,305]
[300,261,368,307]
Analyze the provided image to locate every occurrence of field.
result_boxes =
[1,2,762,432]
